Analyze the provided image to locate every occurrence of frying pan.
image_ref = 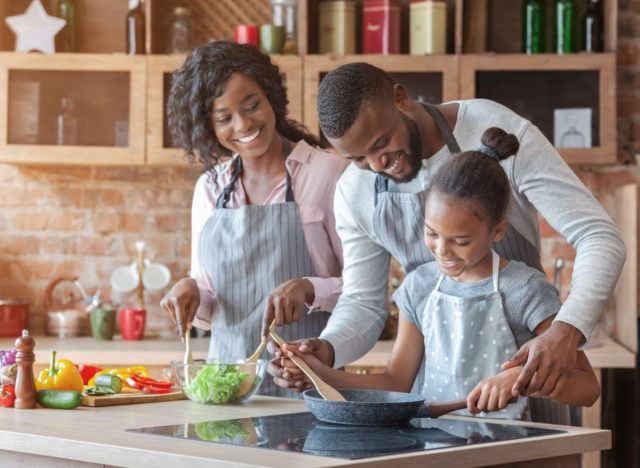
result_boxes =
[302,389,467,426]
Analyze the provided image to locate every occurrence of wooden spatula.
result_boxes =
[238,320,276,395]
[270,329,346,402]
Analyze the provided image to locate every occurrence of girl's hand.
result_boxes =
[466,367,521,414]
[266,337,334,392]
[261,278,315,341]
[159,278,200,338]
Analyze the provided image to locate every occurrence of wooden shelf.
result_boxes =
[0,53,146,165]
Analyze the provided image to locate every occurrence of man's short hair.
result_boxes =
[317,63,395,139]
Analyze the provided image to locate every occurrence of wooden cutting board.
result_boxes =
[82,389,186,407]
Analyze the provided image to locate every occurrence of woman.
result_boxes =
[160,40,347,397]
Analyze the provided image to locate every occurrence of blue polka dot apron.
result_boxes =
[420,250,530,420]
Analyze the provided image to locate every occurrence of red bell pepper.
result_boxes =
[1,385,15,408]
[142,385,171,394]
[76,364,103,385]
[131,373,172,389]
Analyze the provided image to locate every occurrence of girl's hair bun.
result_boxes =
[480,127,519,161]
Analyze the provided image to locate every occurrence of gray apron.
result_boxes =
[421,250,529,420]
[198,148,329,397]
[371,103,569,424]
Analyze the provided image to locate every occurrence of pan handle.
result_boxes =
[417,398,468,418]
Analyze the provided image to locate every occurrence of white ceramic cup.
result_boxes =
[142,263,171,291]
[110,264,140,293]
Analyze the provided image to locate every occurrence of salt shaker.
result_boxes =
[14,329,37,409]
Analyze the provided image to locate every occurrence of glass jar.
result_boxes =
[271,0,298,54]
[166,6,194,54]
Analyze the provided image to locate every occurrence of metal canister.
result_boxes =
[362,0,401,54]
[410,0,447,55]
[319,1,356,55]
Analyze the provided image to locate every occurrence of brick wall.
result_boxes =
[0,163,201,334]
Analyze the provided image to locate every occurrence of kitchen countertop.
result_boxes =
[0,335,634,369]
[0,396,610,467]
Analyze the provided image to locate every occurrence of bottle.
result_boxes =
[583,0,603,52]
[56,97,78,146]
[553,0,575,54]
[56,97,78,145]
[126,0,145,55]
[166,6,193,54]
[56,0,76,52]
[522,0,543,54]
[14,330,36,409]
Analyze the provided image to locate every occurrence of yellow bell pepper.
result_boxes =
[87,366,149,388]
[36,351,84,393]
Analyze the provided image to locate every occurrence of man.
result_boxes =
[266,63,625,421]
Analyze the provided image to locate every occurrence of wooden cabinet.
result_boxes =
[459,53,617,165]
[0,53,146,165]
[0,0,622,167]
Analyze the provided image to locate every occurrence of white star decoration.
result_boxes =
[5,0,66,54]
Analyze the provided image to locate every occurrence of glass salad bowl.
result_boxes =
[172,359,267,404]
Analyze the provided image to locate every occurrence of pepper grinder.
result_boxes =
[14,329,37,409]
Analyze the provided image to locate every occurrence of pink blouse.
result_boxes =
[192,140,348,330]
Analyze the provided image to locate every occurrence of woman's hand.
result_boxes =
[159,278,200,338]
[466,367,521,414]
[261,278,315,341]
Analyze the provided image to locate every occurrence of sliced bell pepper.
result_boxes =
[76,364,103,385]
[36,351,84,393]
[142,385,172,394]
[130,373,172,388]
[1,384,15,407]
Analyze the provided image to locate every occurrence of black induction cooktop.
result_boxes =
[127,412,564,460]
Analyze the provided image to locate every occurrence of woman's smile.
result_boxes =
[235,127,263,145]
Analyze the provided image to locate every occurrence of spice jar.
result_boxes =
[166,6,194,54]
[362,0,400,55]
[319,1,356,55]
[410,0,447,55]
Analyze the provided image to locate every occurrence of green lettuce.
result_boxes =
[184,364,249,404]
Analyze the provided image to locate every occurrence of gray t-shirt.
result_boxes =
[393,260,560,348]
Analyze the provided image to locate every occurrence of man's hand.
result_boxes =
[261,279,315,341]
[266,337,334,391]
[467,367,520,414]
[501,321,583,397]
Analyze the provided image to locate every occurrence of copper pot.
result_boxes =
[0,298,29,337]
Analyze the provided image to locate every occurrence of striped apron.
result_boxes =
[198,152,329,398]
[371,103,569,424]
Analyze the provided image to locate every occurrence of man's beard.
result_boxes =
[384,114,423,184]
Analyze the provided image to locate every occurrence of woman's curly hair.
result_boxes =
[167,40,322,180]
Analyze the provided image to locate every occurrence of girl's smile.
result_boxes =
[424,191,507,282]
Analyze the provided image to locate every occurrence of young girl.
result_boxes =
[281,127,600,420]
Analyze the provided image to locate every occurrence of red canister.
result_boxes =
[362,0,401,54]
[0,299,29,337]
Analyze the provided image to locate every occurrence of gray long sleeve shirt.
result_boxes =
[321,99,626,368]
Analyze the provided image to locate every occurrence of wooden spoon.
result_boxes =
[183,331,194,386]
[270,329,346,402]
[238,320,276,395]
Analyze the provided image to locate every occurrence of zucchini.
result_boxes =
[36,390,83,409]
[95,374,122,393]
